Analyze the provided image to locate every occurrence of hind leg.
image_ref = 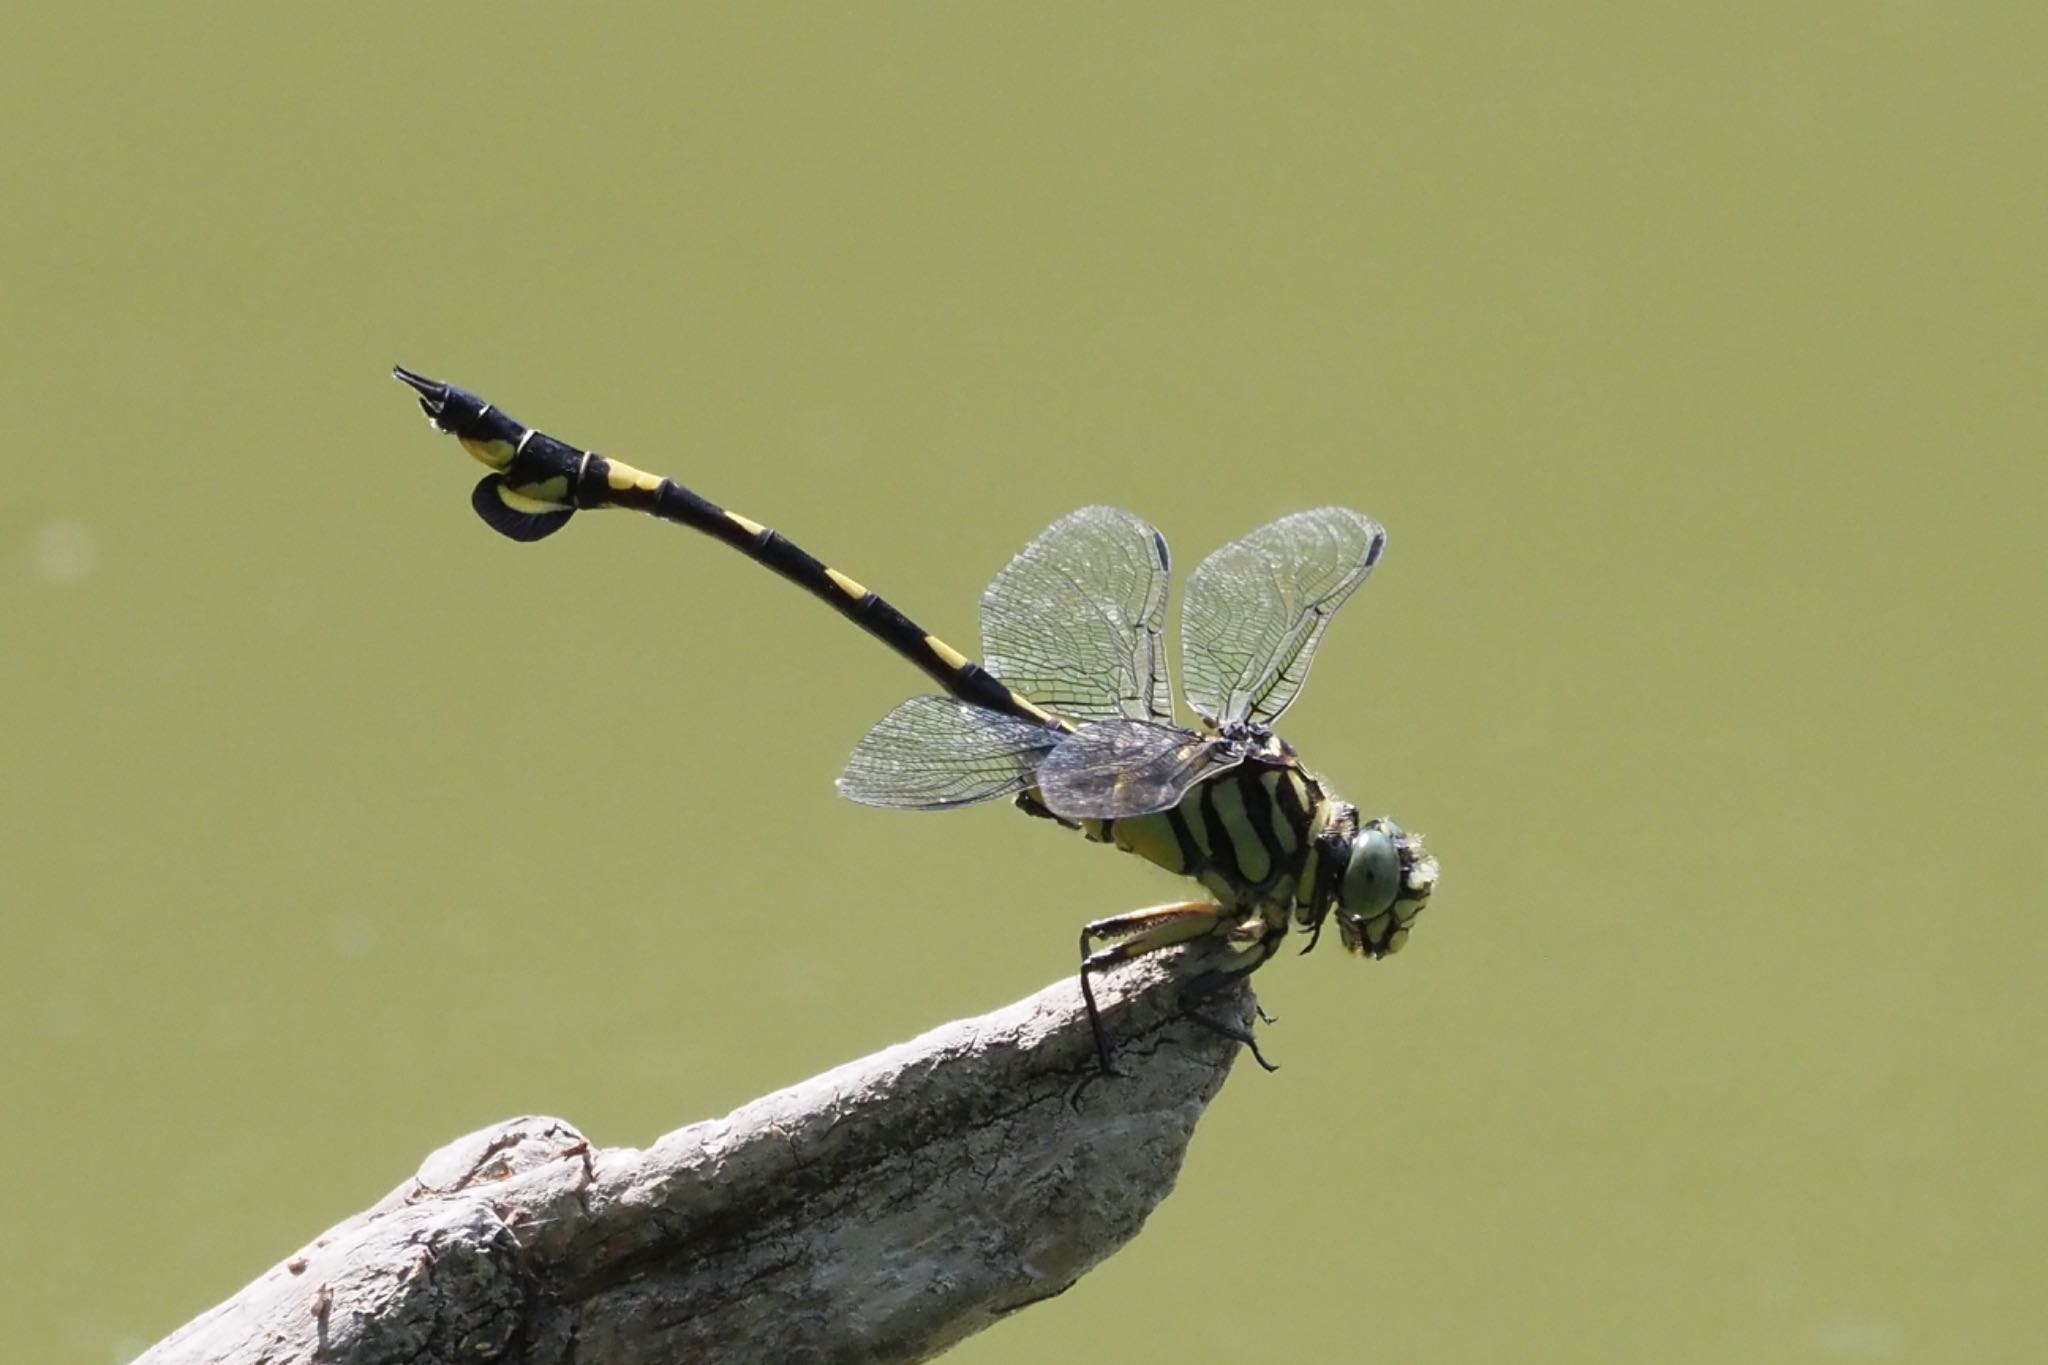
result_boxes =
[1076,902,1229,1076]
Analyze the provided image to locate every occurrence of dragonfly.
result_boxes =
[394,366,1439,1073]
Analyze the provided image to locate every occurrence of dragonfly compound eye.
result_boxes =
[1341,825,1402,920]
[1337,818,1437,957]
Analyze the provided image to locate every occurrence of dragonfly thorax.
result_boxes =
[1078,742,1435,958]
[1085,742,1324,913]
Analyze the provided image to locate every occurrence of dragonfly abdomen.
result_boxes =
[393,367,1058,733]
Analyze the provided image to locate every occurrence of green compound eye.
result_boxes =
[1341,824,1403,922]
[1336,818,1437,957]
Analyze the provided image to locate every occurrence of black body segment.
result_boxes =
[393,366,1057,732]
[472,476,575,541]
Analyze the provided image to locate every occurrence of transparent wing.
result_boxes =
[837,696,1062,810]
[1034,719,1244,821]
[1180,507,1386,727]
[980,506,1173,725]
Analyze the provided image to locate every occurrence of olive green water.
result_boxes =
[4,8,2042,1361]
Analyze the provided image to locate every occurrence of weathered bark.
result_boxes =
[138,958,1250,1365]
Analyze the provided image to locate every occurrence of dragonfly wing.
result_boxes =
[1034,719,1243,821]
[837,696,1062,810]
[980,506,1173,725]
[1180,507,1386,727]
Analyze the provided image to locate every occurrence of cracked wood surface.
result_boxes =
[136,957,1250,1365]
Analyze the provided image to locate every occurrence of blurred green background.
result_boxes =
[4,6,2042,1362]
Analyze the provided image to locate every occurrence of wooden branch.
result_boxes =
[138,957,1251,1365]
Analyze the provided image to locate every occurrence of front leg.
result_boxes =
[1076,901,1230,1076]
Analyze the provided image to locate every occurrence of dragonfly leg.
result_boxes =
[1076,901,1229,1076]
[1180,1006,1279,1072]
[1180,929,1289,1071]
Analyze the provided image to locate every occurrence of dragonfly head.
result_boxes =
[1335,817,1438,956]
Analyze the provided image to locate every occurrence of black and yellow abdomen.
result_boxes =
[393,365,1059,733]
